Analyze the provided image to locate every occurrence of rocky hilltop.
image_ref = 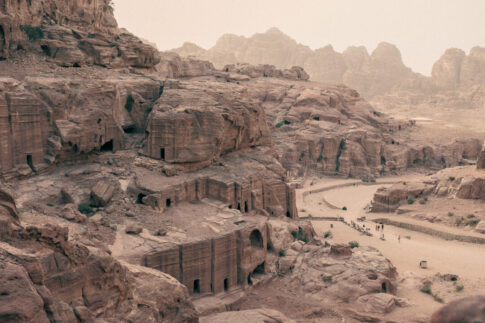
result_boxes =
[173,28,485,109]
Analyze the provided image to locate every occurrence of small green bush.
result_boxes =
[348,241,359,248]
[78,203,94,216]
[279,250,285,257]
[317,154,323,162]
[342,206,347,211]
[419,197,428,205]
[420,285,432,295]
[275,122,283,128]
[407,199,415,205]
[466,219,480,227]
[449,176,456,181]
[370,178,376,183]
[322,275,332,282]
[46,202,54,207]
[324,231,332,238]
[20,25,44,41]
[362,178,369,183]
[433,294,444,303]
[448,212,454,217]
[292,228,309,243]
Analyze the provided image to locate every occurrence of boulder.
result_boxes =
[475,221,485,234]
[357,293,396,314]
[90,181,115,207]
[330,244,353,257]
[430,295,485,323]
[125,224,142,235]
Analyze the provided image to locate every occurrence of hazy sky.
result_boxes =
[114,0,485,75]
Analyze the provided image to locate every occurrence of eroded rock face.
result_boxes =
[144,80,271,164]
[430,295,485,323]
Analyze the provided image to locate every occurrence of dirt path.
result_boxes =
[297,177,485,321]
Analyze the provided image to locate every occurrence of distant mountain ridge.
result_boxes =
[171,28,485,106]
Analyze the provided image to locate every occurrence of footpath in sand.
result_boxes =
[297,176,485,321]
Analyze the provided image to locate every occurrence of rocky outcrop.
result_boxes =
[172,29,412,98]
[371,182,435,212]
[478,142,485,169]
[0,0,160,68]
[144,80,271,164]
[157,52,216,78]
[430,295,485,323]
[224,63,309,81]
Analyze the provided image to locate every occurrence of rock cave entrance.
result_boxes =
[224,278,229,291]
[160,148,165,160]
[249,229,264,248]
[100,140,113,152]
[26,154,36,172]
[166,198,171,208]
[244,201,248,213]
[381,282,388,293]
[123,125,137,134]
[237,203,241,211]
[136,193,146,204]
[193,279,200,294]
[247,262,265,286]
[286,211,291,218]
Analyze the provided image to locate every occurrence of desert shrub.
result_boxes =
[449,176,456,181]
[324,231,332,238]
[78,202,94,216]
[299,151,305,160]
[317,154,323,162]
[275,122,283,128]
[348,241,359,248]
[46,202,54,207]
[291,231,297,238]
[279,250,285,257]
[448,212,454,217]
[466,219,480,227]
[467,214,476,218]
[370,178,376,183]
[362,177,369,183]
[295,227,309,243]
[322,275,332,282]
[433,294,444,303]
[342,206,347,211]
[283,120,291,125]
[407,199,414,205]
[420,285,431,294]
[455,284,464,292]
[20,25,44,40]
[419,197,428,205]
